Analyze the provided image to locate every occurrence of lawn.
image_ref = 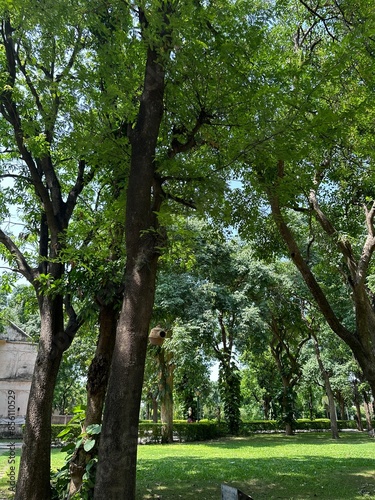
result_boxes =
[1,432,375,499]
[135,432,375,500]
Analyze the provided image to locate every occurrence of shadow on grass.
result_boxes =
[201,431,373,449]
[137,453,375,499]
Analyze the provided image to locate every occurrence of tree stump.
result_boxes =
[221,484,254,500]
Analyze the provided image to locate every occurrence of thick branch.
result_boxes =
[308,188,358,279]
[65,160,95,224]
[167,108,212,159]
[0,229,36,282]
[161,189,197,209]
[267,172,358,351]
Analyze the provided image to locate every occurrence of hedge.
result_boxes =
[24,418,372,447]
[138,420,224,443]
[51,424,81,444]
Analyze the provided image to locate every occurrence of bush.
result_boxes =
[238,418,371,434]
[174,421,223,442]
[138,423,163,444]
[51,407,100,500]
[138,420,223,443]
[239,420,279,434]
[51,424,81,444]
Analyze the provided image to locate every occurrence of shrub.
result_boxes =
[51,424,81,444]
[174,421,222,442]
[51,406,100,500]
[239,420,279,434]
[138,423,163,444]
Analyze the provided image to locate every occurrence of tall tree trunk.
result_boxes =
[353,380,364,431]
[308,387,314,420]
[158,349,174,443]
[263,395,271,420]
[15,296,65,500]
[94,41,167,499]
[85,302,118,428]
[336,392,346,420]
[281,380,294,436]
[363,391,373,431]
[312,333,339,439]
[68,301,118,497]
[152,394,159,423]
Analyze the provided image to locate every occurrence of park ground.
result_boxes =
[0,431,375,499]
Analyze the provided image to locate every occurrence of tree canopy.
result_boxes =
[0,0,375,499]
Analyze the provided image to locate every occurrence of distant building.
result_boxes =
[0,320,37,437]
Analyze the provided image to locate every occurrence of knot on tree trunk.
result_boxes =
[86,354,109,394]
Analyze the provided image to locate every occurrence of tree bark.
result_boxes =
[68,301,118,498]
[94,40,167,499]
[85,302,118,428]
[363,391,373,431]
[352,380,364,431]
[15,296,65,500]
[312,333,339,439]
[158,349,174,443]
[152,395,158,422]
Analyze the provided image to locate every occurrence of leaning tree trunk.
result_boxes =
[15,296,66,500]
[93,41,167,499]
[68,301,118,498]
[85,302,118,427]
[312,333,339,439]
[267,171,375,401]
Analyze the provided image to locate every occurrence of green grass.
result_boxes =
[1,432,375,499]
[136,432,375,499]
[0,446,64,499]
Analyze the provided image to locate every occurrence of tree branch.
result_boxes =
[266,164,358,350]
[308,188,358,279]
[55,26,84,82]
[65,160,96,223]
[167,108,212,159]
[0,229,36,282]
[161,189,197,209]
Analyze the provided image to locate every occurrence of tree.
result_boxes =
[241,355,282,420]
[310,327,340,439]
[93,1,266,496]
[0,2,103,496]
[230,0,375,401]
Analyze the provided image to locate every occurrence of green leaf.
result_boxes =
[83,439,96,452]
[86,423,102,435]
[60,442,75,452]
[56,427,72,438]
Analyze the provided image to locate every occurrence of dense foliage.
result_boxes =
[1,0,375,498]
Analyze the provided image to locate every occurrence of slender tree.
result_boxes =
[0,2,101,497]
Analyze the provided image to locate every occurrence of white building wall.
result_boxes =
[0,340,37,418]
